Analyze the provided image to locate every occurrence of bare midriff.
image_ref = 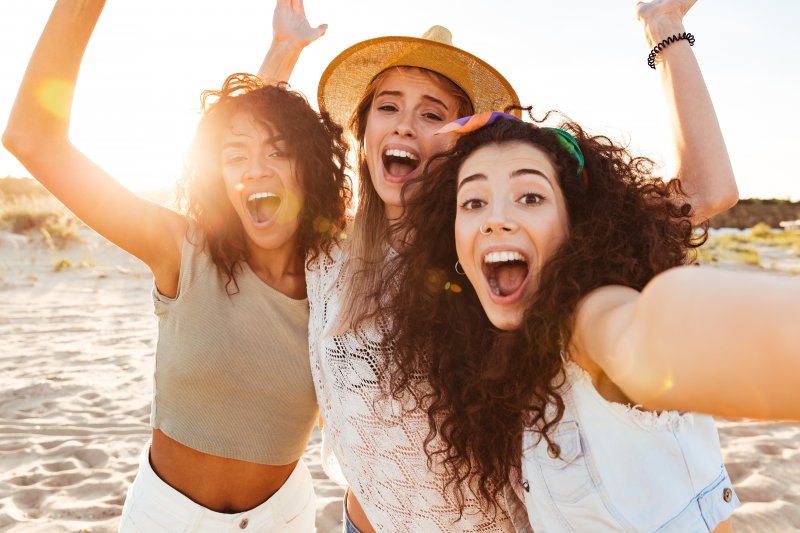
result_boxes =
[346,490,376,533]
[149,429,297,513]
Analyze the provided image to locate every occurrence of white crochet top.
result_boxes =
[306,242,520,531]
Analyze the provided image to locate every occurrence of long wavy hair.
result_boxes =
[178,73,351,292]
[380,114,706,512]
[334,66,473,332]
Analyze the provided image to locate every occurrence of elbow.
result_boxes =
[2,126,22,154]
[2,125,37,161]
[689,177,739,223]
[716,179,740,213]
[3,124,65,165]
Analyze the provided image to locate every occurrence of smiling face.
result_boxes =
[455,141,570,330]
[363,68,462,220]
[221,112,304,254]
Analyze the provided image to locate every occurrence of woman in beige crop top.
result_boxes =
[4,1,349,531]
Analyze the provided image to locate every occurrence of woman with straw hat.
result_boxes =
[259,0,737,530]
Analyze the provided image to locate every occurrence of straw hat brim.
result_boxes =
[318,35,520,129]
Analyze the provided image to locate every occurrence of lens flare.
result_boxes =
[36,79,74,120]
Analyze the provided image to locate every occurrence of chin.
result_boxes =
[485,307,524,331]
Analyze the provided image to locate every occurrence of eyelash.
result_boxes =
[459,198,485,211]
[224,155,246,164]
[458,193,545,210]
[376,104,443,121]
[519,192,545,205]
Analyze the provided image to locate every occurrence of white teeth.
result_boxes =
[383,149,418,160]
[247,192,278,202]
[484,251,526,264]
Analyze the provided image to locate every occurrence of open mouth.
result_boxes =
[382,148,420,180]
[482,251,530,298]
[246,192,281,224]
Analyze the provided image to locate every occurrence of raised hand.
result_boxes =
[272,0,327,47]
[635,0,698,46]
[636,0,698,24]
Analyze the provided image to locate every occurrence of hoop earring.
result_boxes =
[454,260,466,276]
[479,224,492,236]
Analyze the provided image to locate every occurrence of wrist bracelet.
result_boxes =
[647,32,694,69]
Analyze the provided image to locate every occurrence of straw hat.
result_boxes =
[317,26,520,128]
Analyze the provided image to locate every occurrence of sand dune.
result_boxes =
[1,229,798,532]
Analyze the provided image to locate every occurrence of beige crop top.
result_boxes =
[151,225,317,465]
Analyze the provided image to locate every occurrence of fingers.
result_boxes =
[316,23,328,37]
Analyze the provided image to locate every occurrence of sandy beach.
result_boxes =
[1,228,798,532]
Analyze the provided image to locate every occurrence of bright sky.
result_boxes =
[1,0,798,200]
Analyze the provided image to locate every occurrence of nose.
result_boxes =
[481,204,518,235]
[394,109,417,139]
[242,155,274,182]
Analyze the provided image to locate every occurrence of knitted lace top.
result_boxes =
[307,242,521,531]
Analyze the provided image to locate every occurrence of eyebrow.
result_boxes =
[221,135,287,151]
[457,168,553,192]
[374,90,450,111]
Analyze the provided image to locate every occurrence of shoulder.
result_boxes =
[571,285,641,375]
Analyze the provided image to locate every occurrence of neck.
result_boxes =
[245,239,305,299]
[384,203,405,250]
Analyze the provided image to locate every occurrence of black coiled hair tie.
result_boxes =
[647,32,695,69]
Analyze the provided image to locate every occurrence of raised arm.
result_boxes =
[636,0,738,224]
[573,267,800,420]
[2,0,185,292]
[257,0,327,84]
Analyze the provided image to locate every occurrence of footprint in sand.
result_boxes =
[724,460,759,484]
[735,474,788,502]
[41,460,77,472]
[42,471,87,488]
[65,480,125,500]
[754,442,783,456]
[80,392,101,401]
[11,488,46,510]
[74,448,109,468]
[36,439,66,450]
[7,473,46,487]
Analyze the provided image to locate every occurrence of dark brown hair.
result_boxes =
[380,114,705,513]
[178,73,351,292]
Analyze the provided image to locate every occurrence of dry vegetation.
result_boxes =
[698,223,800,272]
[0,177,81,247]
[0,177,176,249]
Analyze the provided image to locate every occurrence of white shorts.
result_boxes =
[118,443,316,532]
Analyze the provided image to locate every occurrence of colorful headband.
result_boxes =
[435,111,588,187]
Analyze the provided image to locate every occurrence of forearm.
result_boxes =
[618,267,800,419]
[3,0,105,153]
[257,38,305,84]
[641,16,738,223]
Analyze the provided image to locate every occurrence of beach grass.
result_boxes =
[699,224,800,271]
[0,192,81,248]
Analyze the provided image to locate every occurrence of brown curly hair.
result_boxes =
[380,114,706,513]
[178,73,351,292]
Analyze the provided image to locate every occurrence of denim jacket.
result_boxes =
[521,362,739,532]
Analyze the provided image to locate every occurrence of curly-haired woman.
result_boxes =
[257,0,740,530]
[3,1,350,531]
[384,110,800,531]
